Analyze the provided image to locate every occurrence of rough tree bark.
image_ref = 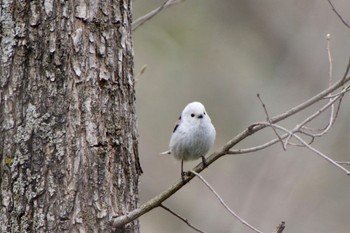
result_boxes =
[0,0,142,232]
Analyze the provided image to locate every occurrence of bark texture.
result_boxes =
[0,0,141,232]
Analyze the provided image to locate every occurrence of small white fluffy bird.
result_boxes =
[161,101,216,179]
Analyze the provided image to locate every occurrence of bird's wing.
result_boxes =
[172,115,181,133]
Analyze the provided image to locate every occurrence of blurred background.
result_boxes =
[132,0,350,232]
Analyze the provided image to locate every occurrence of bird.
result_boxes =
[161,101,216,180]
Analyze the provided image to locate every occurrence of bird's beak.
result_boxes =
[198,114,203,119]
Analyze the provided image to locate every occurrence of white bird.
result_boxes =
[161,101,216,179]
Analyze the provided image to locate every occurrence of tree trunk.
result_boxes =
[0,0,141,232]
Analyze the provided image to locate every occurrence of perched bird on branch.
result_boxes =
[161,101,216,180]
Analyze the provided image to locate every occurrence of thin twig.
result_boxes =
[257,94,285,150]
[342,58,350,82]
[132,0,185,31]
[300,95,343,137]
[283,89,344,147]
[300,91,344,137]
[160,204,207,233]
[312,33,335,136]
[323,85,350,98]
[228,136,286,155]
[284,132,314,147]
[336,161,350,166]
[327,34,333,86]
[253,62,349,173]
[228,130,310,153]
[255,79,345,152]
[327,33,335,122]
[287,36,337,139]
[189,170,263,233]
[302,79,350,135]
[326,0,350,29]
[270,123,350,175]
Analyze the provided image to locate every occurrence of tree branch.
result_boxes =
[110,59,350,229]
[249,83,347,156]
[190,170,263,233]
[326,0,350,29]
[270,124,350,175]
[132,0,185,31]
[160,204,207,233]
[257,94,286,150]
[336,161,350,166]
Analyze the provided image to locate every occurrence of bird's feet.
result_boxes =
[181,171,190,182]
[201,156,207,169]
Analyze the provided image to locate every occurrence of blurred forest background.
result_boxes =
[133,0,350,232]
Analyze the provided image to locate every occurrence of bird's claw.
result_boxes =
[201,156,207,169]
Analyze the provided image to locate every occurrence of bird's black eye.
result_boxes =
[191,113,195,117]
[203,112,206,115]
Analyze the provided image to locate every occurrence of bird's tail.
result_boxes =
[160,150,171,155]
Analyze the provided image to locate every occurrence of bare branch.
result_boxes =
[228,130,310,153]
[299,34,336,137]
[326,0,350,29]
[300,96,342,137]
[228,136,284,154]
[323,85,350,98]
[271,124,350,175]
[110,61,350,229]
[189,170,263,233]
[283,88,345,146]
[302,80,350,135]
[336,161,350,166]
[283,132,315,147]
[267,58,350,126]
[160,204,207,233]
[234,86,345,155]
[325,33,335,133]
[257,94,286,150]
[327,34,333,86]
[132,0,185,31]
